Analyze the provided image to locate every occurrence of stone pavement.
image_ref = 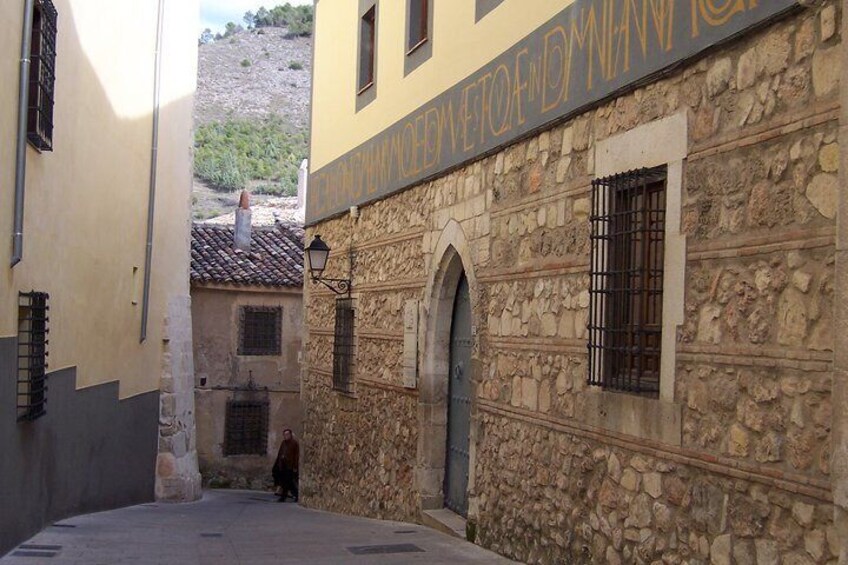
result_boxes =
[0,490,513,564]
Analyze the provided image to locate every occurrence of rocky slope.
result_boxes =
[193,27,311,221]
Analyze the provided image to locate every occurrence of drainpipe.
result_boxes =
[140,0,165,342]
[11,0,35,267]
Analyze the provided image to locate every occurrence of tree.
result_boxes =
[243,11,255,29]
[198,28,214,45]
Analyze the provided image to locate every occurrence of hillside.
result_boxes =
[193,27,311,221]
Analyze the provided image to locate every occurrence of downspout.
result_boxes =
[12,0,35,267]
[141,0,165,341]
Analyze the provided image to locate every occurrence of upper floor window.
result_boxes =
[407,0,428,53]
[27,0,58,152]
[18,291,49,422]
[358,6,376,93]
[239,306,282,356]
[588,167,667,396]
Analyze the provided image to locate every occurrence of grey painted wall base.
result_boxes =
[0,337,160,556]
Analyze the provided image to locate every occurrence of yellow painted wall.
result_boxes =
[310,0,575,170]
[0,0,198,398]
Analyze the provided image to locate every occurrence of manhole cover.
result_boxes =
[394,530,416,534]
[19,545,62,551]
[51,523,76,528]
[347,544,424,555]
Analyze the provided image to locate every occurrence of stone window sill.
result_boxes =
[581,389,682,447]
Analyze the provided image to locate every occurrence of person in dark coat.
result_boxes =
[272,429,299,502]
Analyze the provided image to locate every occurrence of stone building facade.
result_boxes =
[190,219,304,490]
[305,1,848,563]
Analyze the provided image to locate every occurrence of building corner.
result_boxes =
[155,294,202,502]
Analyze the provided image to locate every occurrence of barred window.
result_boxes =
[224,400,269,456]
[588,167,666,395]
[27,0,58,151]
[239,306,281,356]
[333,298,355,394]
[18,292,49,422]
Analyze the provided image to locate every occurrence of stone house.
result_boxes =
[190,211,304,490]
[0,0,200,555]
[304,1,848,563]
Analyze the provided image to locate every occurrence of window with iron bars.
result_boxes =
[588,167,666,396]
[18,292,49,422]
[238,306,282,356]
[332,298,355,394]
[27,0,58,151]
[224,400,269,456]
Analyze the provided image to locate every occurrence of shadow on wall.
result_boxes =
[0,0,197,556]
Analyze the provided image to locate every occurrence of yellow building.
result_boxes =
[306,0,848,561]
[0,0,200,554]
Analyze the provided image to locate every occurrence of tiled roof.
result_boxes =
[190,223,304,288]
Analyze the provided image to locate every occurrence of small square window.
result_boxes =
[27,0,58,152]
[18,291,49,422]
[358,6,376,93]
[224,400,269,456]
[239,306,282,356]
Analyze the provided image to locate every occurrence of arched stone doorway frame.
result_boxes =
[417,219,481,518]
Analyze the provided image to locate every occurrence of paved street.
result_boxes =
[1,490,511,564]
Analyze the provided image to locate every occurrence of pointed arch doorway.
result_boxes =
[445,273,471,516]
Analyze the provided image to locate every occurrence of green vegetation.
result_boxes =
[245,3,314,37]
[288,61,303,71]
[194,117,308,196]
[241,59,252,67]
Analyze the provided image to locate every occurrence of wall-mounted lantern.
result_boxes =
[305,235,352,296]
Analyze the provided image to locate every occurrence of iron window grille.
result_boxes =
[332,298,355,394]
[588,167,667,395]
[238,306,282,356]
[358,6,376,92]
[407,0,428,53]
[17,292,49,422]
[223,400,269,456]
[27,0,58,151]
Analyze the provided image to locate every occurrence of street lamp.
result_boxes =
[305,235,351,296]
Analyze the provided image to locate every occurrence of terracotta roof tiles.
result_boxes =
[190,223,304,288]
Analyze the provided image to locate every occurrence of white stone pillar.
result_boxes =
[155,295,202,502]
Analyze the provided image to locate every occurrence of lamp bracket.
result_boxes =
[311,276,352,296]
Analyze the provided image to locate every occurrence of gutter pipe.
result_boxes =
[141,0,165,341]
[12,0,35,267]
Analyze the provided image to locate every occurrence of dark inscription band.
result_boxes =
[307,0,798,225]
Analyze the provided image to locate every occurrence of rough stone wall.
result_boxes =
[156,295,203,502]
[303,3,842,562]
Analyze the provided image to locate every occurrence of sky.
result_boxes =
[200,0,312,34]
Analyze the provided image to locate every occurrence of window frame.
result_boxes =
[238,306,282,356]
[357,5,376,94]
[223,399,269,456]
[407,0,428,54]
[588,166,668,397]
[332,298,355,394]
[26,0,58,152]
[17,291,49,422]
[404,0,433,76]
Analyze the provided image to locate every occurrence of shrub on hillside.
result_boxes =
[194,117,308,195]
[288,61,303,71]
